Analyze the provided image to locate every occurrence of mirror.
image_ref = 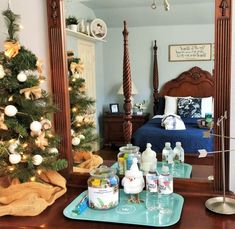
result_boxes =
[46,0,232,191]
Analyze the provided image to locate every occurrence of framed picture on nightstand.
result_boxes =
[109,103,119,113]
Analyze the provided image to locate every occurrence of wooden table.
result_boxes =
[1,187,235,229]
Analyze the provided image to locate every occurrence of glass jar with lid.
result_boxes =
[117,143,141,175]
[87,166,119,210]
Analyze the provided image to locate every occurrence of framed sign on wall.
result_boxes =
[169,43,212,62]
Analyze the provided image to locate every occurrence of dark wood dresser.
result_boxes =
[103,113,150,146]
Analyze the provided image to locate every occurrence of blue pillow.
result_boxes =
[177,98,202,118]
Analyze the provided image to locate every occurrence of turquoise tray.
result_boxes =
[63,190,184,227]
[111,162,192,178]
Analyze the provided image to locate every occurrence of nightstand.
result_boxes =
[103,113,150,147]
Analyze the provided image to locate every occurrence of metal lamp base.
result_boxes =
[205,197,235,215]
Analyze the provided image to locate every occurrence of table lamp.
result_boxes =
[117,81,138,112]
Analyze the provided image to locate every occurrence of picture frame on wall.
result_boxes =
[109,103,119,113]
[169,43,211,62]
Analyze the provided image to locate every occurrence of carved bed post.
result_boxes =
[153,40,159,115]
[122,21,132,144]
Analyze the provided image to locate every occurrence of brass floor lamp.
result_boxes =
[204,111,235,214]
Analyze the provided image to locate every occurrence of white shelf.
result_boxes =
[66,29,106,43]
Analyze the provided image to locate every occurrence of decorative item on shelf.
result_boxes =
[117,81,138,113]
[85,20,91,36]
[78,18,86,33]
[133,100,147,115]
[66,15,78,31]
[90,18,107,40]
[202,111,235,215]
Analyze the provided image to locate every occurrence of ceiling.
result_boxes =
[67,0,215,27]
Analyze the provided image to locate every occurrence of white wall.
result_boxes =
[103,24,214,114]
[0,0,50,91]
[230,3,235,193]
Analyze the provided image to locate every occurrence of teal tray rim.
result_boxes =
[63,189,184,227]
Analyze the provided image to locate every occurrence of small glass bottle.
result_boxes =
[162,142,173,166]
[158,165,173,215]
[145,171,158,211]
[87,166,119,210]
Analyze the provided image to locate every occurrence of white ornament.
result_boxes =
[4,105,18,117]
[40,119,52,130]
[17,71,27,82]
[73,73,80,79]
[9,153,21,164]
[0,65,5,79]
[32,154,43,165]
[78,134,85,140]
[48,148,59,154]
[8,143,19,154]
[71,129,75,136]
[72,137,81,146]
[30,121,42,132]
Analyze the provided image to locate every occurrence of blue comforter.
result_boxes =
[132,118,214,154]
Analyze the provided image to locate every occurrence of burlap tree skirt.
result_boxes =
[0,171,66,216]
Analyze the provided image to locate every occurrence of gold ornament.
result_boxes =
[4,41,20,59]
[40,119,52,130]
[35,132,48,150]
[36,59,43,75]
[79,84,86,93]
[70,61,84,74]
[0,113,8,130]
[20,86,42,100]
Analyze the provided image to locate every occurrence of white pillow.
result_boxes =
[201,96,214,117]
[164,96,177,115]
[164,96,191,115]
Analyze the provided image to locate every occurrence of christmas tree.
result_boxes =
[0,9,67,182]
[67,51,98,166]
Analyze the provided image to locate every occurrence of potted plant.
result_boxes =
[133,100,147,115]
[66,16,78,31]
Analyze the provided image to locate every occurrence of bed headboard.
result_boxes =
[152,43,214,115]
[159,66,214,98]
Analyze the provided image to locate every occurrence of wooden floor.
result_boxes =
[93,146,119,160]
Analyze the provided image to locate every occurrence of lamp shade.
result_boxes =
[117,81,138,95]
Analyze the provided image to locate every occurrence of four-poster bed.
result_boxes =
[122,29,214,165]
